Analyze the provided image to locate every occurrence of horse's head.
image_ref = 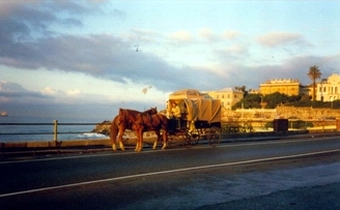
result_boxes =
[144,107,157,115]
[118,108,128,125]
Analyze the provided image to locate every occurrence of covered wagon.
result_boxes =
[167,97,222,147]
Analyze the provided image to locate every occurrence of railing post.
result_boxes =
[54,120,58,142]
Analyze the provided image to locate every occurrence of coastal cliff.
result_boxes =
[91,120,111,135]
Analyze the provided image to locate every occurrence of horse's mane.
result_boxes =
[119,107,157,115]
[119,108,140,114]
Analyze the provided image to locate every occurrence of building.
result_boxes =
[206,88,244,110]
[259,79,303,96]
[168,89,210,100]
[316,74,340,102]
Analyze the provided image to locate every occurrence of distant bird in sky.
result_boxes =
[142,86,152,94]
[134,45,139,52]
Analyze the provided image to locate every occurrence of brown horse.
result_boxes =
[109,107,157,151]
[133,113,168,152]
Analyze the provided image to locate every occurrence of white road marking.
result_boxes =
[1,148,340,198]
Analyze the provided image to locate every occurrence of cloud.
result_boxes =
[0,2,227,93]
[235,54,340,88]
[0,27,223,93]
[257,32,303,47]
[66,89,82,96]
[169,30,193,42]
[110,8,126,18]
[41,86,63,95]
[214,43,249,64]
[222,30,241,40]
[282,54,340,82]
[225,44,248,55]
[0,80,26,91]
[1,1,339,107]
[0,80,165,118]
[199,27,218,42]
[0,81,51,102]
[0,1,94,43]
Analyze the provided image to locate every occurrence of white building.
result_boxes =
[206,87,244,110]
[316,74,340,102]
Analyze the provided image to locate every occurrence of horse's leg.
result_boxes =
[137,129,145,152]
[138,130,144,152]
[161,130,168,150]
[110,120,118,151]
[117,129,126,151]
[135,129,141,152]
[152,131,161,150]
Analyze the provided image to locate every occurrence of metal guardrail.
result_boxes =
[0,119,338,142]
[0,120,105,142]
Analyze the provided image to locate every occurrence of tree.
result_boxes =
[232,92,303,110]
[232,93,261,109]
[265,92,289,108]
[307,65,322,101]
[234,86,248,96]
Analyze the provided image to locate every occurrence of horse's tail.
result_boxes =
[109,116,119,145]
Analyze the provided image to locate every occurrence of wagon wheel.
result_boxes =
[207,126,221,147]
[184,129,200,147]
[183,132,193,148]
[167,133,173,147]
[167,130,185,147]
[191,129,200,145]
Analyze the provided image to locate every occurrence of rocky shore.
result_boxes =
[91,120,111,135]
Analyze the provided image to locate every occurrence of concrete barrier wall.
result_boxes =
[231,107,340,120]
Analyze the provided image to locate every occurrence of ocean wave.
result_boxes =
[77,132,108,139]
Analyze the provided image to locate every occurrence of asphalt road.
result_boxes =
[1,136,340,209]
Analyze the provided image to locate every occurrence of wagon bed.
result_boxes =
[167,98,222,147]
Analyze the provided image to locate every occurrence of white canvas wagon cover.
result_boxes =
[168,89,205,100]
[169,98,221,123]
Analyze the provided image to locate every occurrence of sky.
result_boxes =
[1,0,340,120]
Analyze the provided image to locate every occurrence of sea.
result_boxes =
[0,115,110,143]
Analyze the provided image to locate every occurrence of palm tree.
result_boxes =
[307,65,322,101]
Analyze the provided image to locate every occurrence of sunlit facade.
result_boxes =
[259,79,303,96]
[316,74,340,102]
[206,88,244,110]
